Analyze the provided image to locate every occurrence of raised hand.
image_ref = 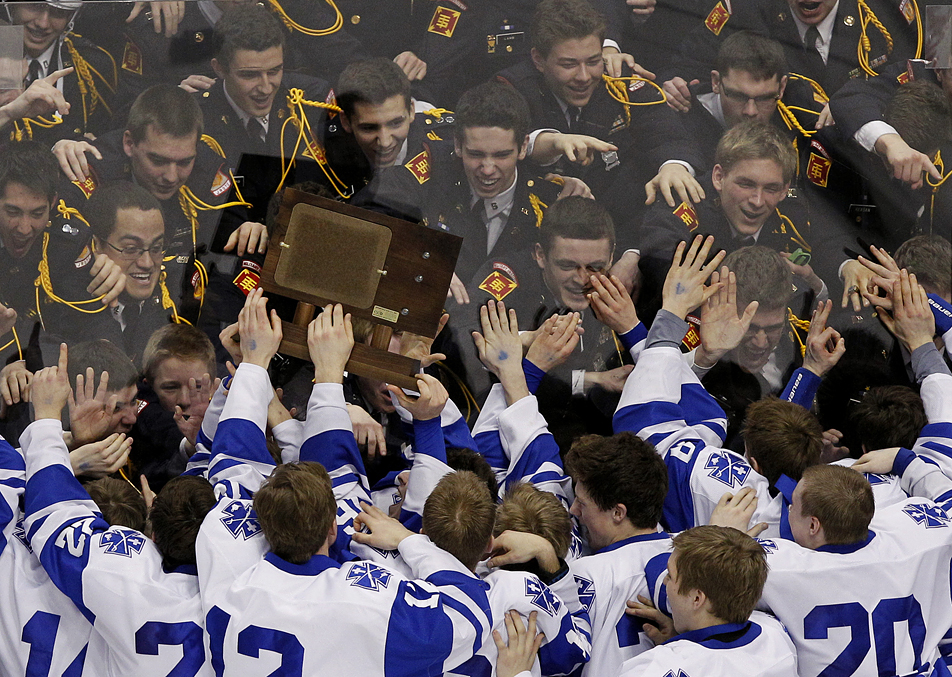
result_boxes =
[525,313,581,373]
[388,374,449,422]
[68,364,118,446]
[802,300,845,377]
[173,373,219,447]
[625,595,676,644]
[69,433,133,478]
[879,271,935,352]
[494,611,545,677]
[307,304,354,384]
[1,360,31,407]
[472,300,523,378]
[219,322,242,366]
[588,272,638,334]
[661,235,725,320]
[237,288,283,369]
[352,501,415,550]
[31,343,71,421]
[696,267,758,369]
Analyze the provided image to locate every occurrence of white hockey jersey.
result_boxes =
[22,419,211,677]
[569,531,673,676]
[617,611,798,677]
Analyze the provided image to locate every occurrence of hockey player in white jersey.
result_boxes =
[22,344,216,677]
[619,525,797,677]
[196,293,494,676]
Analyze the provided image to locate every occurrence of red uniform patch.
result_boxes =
[73,174,97,198]
[233,269,260,296]
[682,314,702,350]
[121,40,143,75]
[705,2,730,35]
[673,201,699,231]
[405,150,430,184]
[806,153,831,187]
[479,263,518,301]
[428,7,461,37]
[211,164,232,197]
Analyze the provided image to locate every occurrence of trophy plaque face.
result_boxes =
[260,188,462,389]
[275,203,392,309]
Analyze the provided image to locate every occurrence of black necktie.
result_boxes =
[738,236,756,247]
[569,107,582,133]
[24,59,41,88]
[245,117,267,152]
[802,25,825,74]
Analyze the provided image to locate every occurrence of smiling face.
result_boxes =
[788,0,837,24]
[10,3,72,58]
[342,94,414,168]
[532,35,604,109]
[0,182,51,260]
[150,356,212,413]
[213,46,284,119]
[98,207,165,302]
[534,235,613,311]
[731,305,786,372]
[712,158,789,237]
[455,126,527,199]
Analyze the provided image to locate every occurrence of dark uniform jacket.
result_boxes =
[56,129,233,322]
[129,379,187,492]
[8,32,117,145]
[670,0,920,96]
[497,59,702,249]
[354,138,564,284]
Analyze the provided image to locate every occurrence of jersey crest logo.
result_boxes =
[705,2,730,34]
[673,201,698,231]
[347,561,393,591]
[121,39,143,75]
[99,528,146,557]
[428,7,461,37]
[663,671,691,677]
[526,577,562,616]
[863,472,891,485]
[233,268,260,296]
[479,263,518,301]
[704,451,751,488]
[220,500,262,540]
[757,539,778,554]
[902,502,952,528]
[13,517,31,552]
[574,575,595,613]
[405,150,430,184]
[806,153,831,187]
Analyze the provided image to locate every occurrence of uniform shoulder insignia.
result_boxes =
[705,1,731,35]
[673,201,699,231]
[528,192,547,229]
[73,244,93,269]
[681,313,702,351]
[426,130,442,141]
[326,88,338,120]
[479,262,518,301]
[897,69,911,84]
[121,39,143,75]
[899,0,915,24]
[806,152,831,187]
[136,399,148,415]
[72,166,99,199]
[233,260,262,296]
[211,163,232,197]
[428,6,461,37]
[405,148,430,184]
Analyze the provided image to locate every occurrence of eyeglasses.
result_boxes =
[104,240,165,261]
[720,85,781,108]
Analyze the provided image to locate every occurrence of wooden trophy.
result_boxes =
[259,188,462,390]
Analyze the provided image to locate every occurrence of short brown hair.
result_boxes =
[531,0,606,58]
[743,397,822,486]
[885,81,952,154]
[851,385,927,450]
[723,245,793,312]
[150,475,216,568]
[127,84,203,144]
[539,195,615,254]
[142,324,216,380]
[798,465,874,544]
[456,81,531,150]
[496,483,572,559]
[716,32,787,82]
[895,235,952,298]
[67,339,140,391]
[715,120,797,184]
[255,462,336,564]
[337,58,411,119]
[85,477,147,532]
[565,432,667,529]
[447,447,499,500]
[422,471,496,570]
[214,4,285,70]
[671,526,768,624]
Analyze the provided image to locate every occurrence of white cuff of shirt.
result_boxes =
[602,38,621,52]
[854,120,898,153]
[659,159,695,176]
[572,369,586,397]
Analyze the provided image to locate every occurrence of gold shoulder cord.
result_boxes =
[601,74,668,127]
[33,201,108,329]
[63,33,116,128]
[854,0,923,75]
[267,0,343,36]
[279,88,348,196]
[788,309,812,357]
[775,208,812,253]
[0,327,22,361]
[9,116,63,142]
[777,73,828,139]
[927,149,952,234]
